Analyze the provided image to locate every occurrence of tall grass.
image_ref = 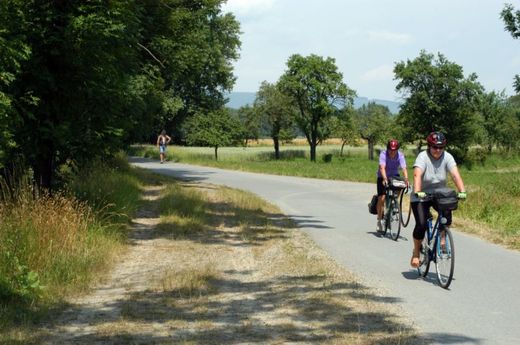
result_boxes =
[70,153,142,225]
[0,153,142,331]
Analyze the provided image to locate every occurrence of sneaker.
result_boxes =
[377,219,383,233]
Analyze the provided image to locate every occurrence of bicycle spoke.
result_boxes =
[436,228,455,288]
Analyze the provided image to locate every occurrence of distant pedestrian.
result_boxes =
[157,130,172,164]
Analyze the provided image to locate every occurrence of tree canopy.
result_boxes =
[394,50,483,155]
[279,54,355,161]
[501,4,520,93]
[183,109,242,160]
[0,0,241,189]
[254,81,297,159]
[354,103,392,160]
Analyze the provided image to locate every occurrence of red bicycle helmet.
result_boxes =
[426,131,447,147]
[387,139,400,151]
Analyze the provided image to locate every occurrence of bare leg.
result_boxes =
[411,238,421,268]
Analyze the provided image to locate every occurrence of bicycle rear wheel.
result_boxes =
[388,197,401,241]
[435,228,455,289]
[417,236,430,277]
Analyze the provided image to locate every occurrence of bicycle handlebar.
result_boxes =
[414,192,466,200]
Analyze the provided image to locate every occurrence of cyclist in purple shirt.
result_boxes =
[376,139,409,232]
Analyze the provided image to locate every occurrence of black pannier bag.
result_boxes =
[368,195,378,215]
[433,188,458,211]
[389,176,407,190]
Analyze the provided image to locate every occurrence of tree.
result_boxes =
[183,109,242,160]
[329,107,358,156]
[5,0,143,189]
[279,54,355,161]
[235,105,262,147]
[478,91,514,152]
[254,81,296,159]
[0,0,242,190]
[138,0,241,140]
[501,4,520,93]
[355,103,392,160]
[394,50,483,155]
[0,0,31,168]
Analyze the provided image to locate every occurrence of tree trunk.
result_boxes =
[368,140,374,160]
[34,154,54,193]
[309,123,318,162]
[273,136,280,160]
[340,141,346,156]
[214,146,218,160]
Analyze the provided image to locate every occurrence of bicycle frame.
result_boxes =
[425,214,443,262]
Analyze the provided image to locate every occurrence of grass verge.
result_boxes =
[0,154,143,341]
[89,173,424,343]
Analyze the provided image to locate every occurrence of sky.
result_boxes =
[221,0,520,102]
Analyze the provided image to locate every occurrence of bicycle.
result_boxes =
[416,188,461,289]
[382,177,407,241]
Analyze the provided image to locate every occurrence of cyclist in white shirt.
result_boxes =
[410,132,467,268]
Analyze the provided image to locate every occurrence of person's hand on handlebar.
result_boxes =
[415,191,426,199]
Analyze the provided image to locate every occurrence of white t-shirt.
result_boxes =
[411,150,457,202]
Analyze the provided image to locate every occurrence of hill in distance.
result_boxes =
[225,92,401,114]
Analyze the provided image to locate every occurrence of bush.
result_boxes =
[322,153,333,163]
[463,148,487,169]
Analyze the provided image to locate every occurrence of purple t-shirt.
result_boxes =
[377,150,406,177]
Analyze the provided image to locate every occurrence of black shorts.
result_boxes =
[376,175,400,196]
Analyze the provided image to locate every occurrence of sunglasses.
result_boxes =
[431,146,445,150]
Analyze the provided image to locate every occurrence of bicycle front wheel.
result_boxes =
[435,228,455,289]
[417,236,430,277]
[388,197,401,241]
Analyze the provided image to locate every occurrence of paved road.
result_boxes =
[131,158,520,345]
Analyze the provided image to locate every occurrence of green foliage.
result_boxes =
[70,156,141,224]
[183,109,243,159]
[140,0,241,138]
[501,4,520,93]
[329,108,358,152]
[0,247,43,304]
[235,105,262,146]
[477,91,520,152]
[394,50,484,156]
[279,54,356,161]
[254,81,297,159]
[354,102,392,160]
[0,0,242,190]
[0,0,31,167]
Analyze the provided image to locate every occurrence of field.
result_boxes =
[130,141,520,249]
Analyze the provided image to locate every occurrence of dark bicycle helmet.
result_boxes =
[426,131,447,147]
[387,139,400,151]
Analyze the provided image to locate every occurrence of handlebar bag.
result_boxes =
[389,176,407,190]
[433,188,458,211]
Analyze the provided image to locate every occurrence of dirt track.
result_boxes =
[40,183,419,344]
